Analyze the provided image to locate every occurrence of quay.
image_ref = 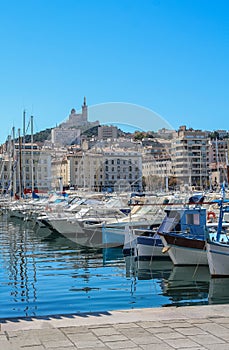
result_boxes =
[1,305,229,349]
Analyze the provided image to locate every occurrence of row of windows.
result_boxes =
[23,159,48,164]
[105,166,139,172]
[73,166,140,172]
[74,159,140,166]
[105,174,139,180]
[105,159,139,165]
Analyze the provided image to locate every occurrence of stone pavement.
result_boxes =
[1,305,229,349]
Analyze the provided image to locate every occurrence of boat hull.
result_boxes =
[207,241,229,277]
[159,234,208,266]
[136,235,168,260]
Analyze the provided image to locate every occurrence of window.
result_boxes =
[186,213,200,225]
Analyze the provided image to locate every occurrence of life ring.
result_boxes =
[207,211,216,221]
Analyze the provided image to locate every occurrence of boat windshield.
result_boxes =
[158,211,180,233]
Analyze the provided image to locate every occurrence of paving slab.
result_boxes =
[0,305,229,349]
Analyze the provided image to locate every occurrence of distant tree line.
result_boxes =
[15,125,160,144]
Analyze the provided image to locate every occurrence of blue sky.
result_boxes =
[0,0,228,143]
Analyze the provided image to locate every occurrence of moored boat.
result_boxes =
[158,205,209,265]
[206,197,229,277]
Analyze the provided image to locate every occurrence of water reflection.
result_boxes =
[0,216,128,318]
[162,266,210,306]
[1,214,229,319]
[208,278,229,305]
[125,256,172,280]
[123,258,211,307]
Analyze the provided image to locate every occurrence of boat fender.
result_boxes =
[162,246,171,253]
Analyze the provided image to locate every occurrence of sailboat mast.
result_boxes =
[215,138,220,185]
[8,135,12,197]
[31,115,34,193]
[12,126,17,197]
[18,128,23,198]
[23,110,26,194]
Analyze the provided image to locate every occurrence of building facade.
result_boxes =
[208,138,229,188]
[0,143,52,195]
[98,125,118,140]
[171,126,209,190]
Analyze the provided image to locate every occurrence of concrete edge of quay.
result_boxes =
[1,304,229,332]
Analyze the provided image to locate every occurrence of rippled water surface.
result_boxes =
[1,214,229,319]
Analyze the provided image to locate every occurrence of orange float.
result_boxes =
[207,211,216,221]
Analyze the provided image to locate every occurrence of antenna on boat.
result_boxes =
[216,182,226,242]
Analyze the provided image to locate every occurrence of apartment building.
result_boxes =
[101,148,142,192]
[0,156,11,193]
[62,145,142,193]
[51,157,69,191]
[67,151,102,190]
[97,125,118,140]
[208,138,229,187]
[18,144,52,192]
[51,128,80,146]
[142,154,172,191]
[141,137,172,191]
[0,143,52,194]
[171,126,209,189]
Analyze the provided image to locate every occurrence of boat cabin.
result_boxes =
[158,207,206,239]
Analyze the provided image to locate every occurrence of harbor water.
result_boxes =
[1,213,229,319]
